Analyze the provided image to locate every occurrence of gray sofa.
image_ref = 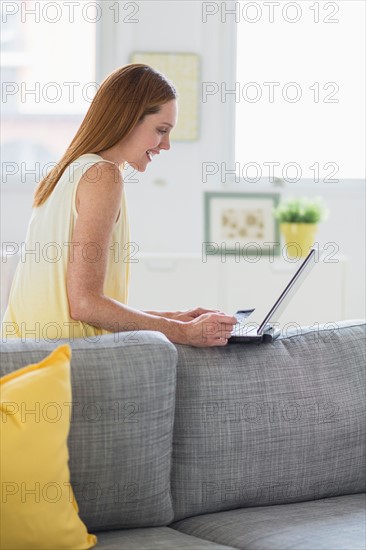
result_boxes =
[1,319,365,550]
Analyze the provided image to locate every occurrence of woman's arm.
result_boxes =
[67,163,236,347]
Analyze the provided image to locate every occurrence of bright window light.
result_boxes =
[235,0,365,181]
[1,0,96,185]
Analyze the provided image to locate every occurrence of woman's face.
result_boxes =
[120,99,178,172]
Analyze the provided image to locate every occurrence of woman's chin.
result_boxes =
[126,161,145,173]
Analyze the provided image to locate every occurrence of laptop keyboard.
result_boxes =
[231,310,257,336]
[231,321,259,336]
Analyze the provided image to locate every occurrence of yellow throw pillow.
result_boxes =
[0,344,97,550]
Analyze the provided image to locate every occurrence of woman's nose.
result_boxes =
[160,135,171,151]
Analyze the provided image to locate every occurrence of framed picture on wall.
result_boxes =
[130,52,200,141]
[204,192,281,256]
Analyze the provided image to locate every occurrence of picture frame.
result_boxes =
[204,192,281,256]
[130,52,200,141]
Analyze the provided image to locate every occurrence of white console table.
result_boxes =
[128,253,347,329]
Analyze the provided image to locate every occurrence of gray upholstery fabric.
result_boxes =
[171,493,366,550]
[0,331,178,531]
[94,526,236,549]
[171,320,366,521]
[2,321,365,547]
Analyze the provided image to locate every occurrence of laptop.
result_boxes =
[229,247,324,344]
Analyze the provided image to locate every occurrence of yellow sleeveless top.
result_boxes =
[1,154,130,341]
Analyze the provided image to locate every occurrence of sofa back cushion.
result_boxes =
[0,331,177,531]
[171,320,366,521]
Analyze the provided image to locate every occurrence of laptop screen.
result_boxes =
[257,248,323,334]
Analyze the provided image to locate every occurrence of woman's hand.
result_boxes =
[143,307,221,322]
[170,307,222,322]
[143,307,237,346]
[177,312,238,347]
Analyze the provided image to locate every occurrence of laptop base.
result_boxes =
[228,327,281,344]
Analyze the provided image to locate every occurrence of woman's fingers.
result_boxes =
[188,307,220,317]
[187,312,237,347]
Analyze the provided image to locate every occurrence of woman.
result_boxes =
[2,64,236,346]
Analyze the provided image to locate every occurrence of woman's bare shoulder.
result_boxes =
[75,160,123,216]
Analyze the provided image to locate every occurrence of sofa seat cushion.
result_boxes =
[94,526,237,549]
[171,320,366,520]
[0,331,178,531]
[171,493,366,550]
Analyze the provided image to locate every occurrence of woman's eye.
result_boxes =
[158,129,167,135]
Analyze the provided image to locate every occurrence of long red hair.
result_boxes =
[33,64,177,207]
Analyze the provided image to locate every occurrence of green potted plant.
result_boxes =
[273,196,328,257]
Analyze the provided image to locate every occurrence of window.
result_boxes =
[1,0,96,187]
[235,0,365,182]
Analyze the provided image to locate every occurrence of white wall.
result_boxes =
[99,0,366,319]
[99,1,236,254]
[1,0,365,319]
